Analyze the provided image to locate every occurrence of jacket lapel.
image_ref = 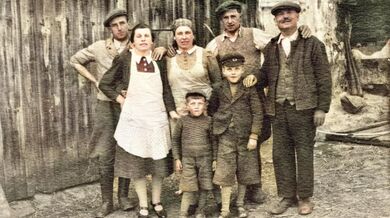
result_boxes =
[221,81,233,102]
[231,82,245,104]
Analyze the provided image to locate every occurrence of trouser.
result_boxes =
[90,100,124,203]
[272,101,316,198]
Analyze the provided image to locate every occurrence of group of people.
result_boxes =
[70,1,331,218]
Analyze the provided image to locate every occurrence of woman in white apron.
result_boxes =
[99,23,177,218]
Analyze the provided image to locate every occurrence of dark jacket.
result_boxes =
[208,80,263,138]
[258,34,331,116]
[98,50,176,113]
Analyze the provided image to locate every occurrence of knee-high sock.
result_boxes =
[237,183,247,207]
[180,192,194,216]
[134,178,148,208]
[213,184,221,204]
[151,176,163,204]
[221,186,232,214]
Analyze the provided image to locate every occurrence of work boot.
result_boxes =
[95,201,113,218]
[269,197,297,215]
[95,166,114,217]
[118,177,137,211]
[298,197,314,215]
[245,184,266,204]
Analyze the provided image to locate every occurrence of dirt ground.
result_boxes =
[8,139,390,218]
[8,94,390,218]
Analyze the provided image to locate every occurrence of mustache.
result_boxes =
[281,18,292,23]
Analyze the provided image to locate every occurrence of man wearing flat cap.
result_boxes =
[206,0,311,205]
[70,8,135,217]
[259,1,331,215]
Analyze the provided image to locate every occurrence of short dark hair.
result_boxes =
[130,23,155,43]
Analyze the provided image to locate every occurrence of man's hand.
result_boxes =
[212,160,217,171]
[247,138,257,150]
[314,110,326,126]
[243,74,257,87]
[121,90,127,98]
[167,45,177,58]
[175,159,183,172]
[299,25,312,38]
[152,47,167,61]
[169,111,181,119]
[116,95,125,109]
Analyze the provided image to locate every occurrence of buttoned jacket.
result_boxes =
[208,80,263,138]
[259,34,331,116]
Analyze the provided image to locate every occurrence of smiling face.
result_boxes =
[186,97,206,117]
[131,28,153,53]
[221,9,241,34]
[109,16,129,41]
[175,26,195,51]
[222,65,244,84]
[274,9,299,33]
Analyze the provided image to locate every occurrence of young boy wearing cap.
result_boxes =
[172,90,217,218]
[208,53,263,218]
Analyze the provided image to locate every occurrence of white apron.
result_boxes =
[114,55,171,160]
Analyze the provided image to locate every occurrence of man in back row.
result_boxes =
[206,0,311,204]
[70,9,135,217]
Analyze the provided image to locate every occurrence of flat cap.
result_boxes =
[104,8,128,27]
[271,1,301,15]
[215,0,242,18]
[185,90,207,99]
[219,52,245,67]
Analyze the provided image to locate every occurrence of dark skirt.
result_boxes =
[114,145,174,179]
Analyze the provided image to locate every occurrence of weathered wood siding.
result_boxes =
[0,0,337,202]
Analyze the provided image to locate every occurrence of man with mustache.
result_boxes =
[260,1,331,215]
[206,0,311,205]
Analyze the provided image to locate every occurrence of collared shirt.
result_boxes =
[206,27,272,56]
[176,46,197,55]
[131,50,153,64]
[277,29,299,57]
[113,39,127,53]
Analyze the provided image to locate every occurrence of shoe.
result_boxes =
[237,206,248,218]
[94,201,113,217]
[151,202,167,218]
[298,198,314,215]
[245,185,266,204]
[269,197,297,215]
[118,196,137,211]
[187,204,198,216]
[138,207,149,218]
[218,211,231,218]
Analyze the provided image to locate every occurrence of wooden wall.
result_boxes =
[0,0,261,201]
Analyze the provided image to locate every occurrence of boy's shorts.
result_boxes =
[213,129,260,186]
[179,155,213,192]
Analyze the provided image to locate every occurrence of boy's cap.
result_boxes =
[185,90,207,99]
[215,0,242,19]
[220,52,245,67]
[271,1,301,16]
[104,8,128,27]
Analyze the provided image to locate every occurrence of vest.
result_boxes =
[276,44,295,104]
[216,28,261,75]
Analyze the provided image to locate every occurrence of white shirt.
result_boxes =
[113,39,127,53]
[277,30,299,57]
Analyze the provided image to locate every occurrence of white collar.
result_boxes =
[277,29,299,44]
[131,50,153,64]
[177,45,197,55]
